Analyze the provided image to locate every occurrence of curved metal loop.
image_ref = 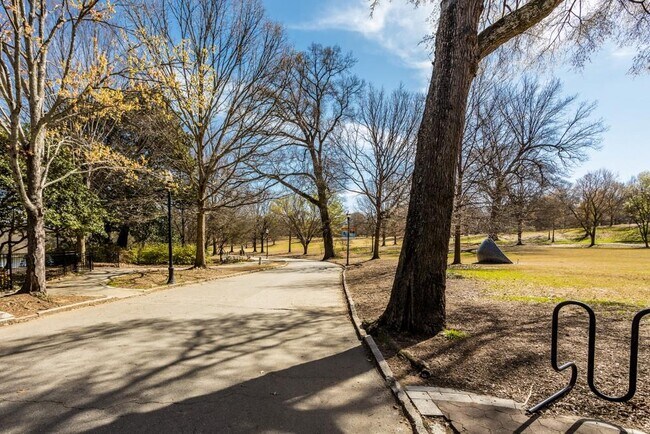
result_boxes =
[528,301,649,413]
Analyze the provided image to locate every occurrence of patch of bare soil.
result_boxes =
[346,258,650,432]
[0,294,97,318]
[109,263,280,289]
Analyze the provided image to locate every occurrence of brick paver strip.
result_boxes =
[405,386,646,434]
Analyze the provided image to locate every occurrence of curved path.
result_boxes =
[0,259,408,433]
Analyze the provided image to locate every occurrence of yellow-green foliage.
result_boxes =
[130,244,197,265]
[443,329,469,340]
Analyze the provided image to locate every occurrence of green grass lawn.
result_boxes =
[449,245,650,306]
[260,224,649,307]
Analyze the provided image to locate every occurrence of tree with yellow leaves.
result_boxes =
[0,0,132,293]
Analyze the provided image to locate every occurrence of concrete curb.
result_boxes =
[0,262,286,327]
[339,266,442,434]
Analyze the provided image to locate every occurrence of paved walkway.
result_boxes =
[0,259,407,433]
[406,387,646,434]
[48,267,143,298]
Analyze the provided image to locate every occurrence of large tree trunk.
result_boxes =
[589,227,596,247]
[19,205,47,294]
[117,224,129,248]
[288,232,292,253]
[376,0,483,335]
[452,167,463,265]
[551,224,555,243]
[195,207,207,267]
[180,208,186,246]
[260,231,265,253]
[372,216,382,260]
[452,223,462,265]
[516,219,523,245]
[318,202,335,260]
[77,233,86,265]
[252,234,257,252]
[303,242,308,255]
[488,196,502,241]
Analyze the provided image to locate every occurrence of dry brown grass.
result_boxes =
[108,263,280,289]
[0,294,98,318]
[346,257,649,432]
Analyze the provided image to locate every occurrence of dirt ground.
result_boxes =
[108,263,280,289]
[0,293,97,318]
[346,258,650,432]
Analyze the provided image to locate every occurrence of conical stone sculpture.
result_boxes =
[476,238,512,264]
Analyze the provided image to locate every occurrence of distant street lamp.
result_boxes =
[346,213,351,266]
[265,228,270,259]
[164,171,175,285]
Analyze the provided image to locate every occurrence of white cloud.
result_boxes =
[290,0,435,83]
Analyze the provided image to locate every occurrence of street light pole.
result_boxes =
[265,228,269,259]
[166,189,175,285]
[346,214,350,266]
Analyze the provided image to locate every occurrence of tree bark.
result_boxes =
[303,243,308,255]
[551,224,555,243]
[288,232,292,253]
[180,208,186,246]
[252,234,257,252]
[195,207,207,267]
[516,219,523,245]
[77,233,87,265]
[212,237,217,256]
[18,205,47,294]
[318,203,335,260]
[376,0,483,335]
[589,227,596,247]
[117,225,129,249]
[452,223,462,265]
[372,216,382,260]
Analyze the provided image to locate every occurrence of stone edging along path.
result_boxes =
[0,261,287,327]
[338,266,446,434]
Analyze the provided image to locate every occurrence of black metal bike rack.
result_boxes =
[528,300,649,414]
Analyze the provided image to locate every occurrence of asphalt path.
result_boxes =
[0,259,408,433]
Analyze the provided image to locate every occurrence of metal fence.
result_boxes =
[0,252,93,291]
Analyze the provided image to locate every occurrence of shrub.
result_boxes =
[130,244,197,265]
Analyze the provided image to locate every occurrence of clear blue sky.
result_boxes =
[263,0,650,182]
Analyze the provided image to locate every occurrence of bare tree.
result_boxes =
[565,169,619,247]
[271,196,320,255]
[452,71,493,264]
[375,0,648,334]
[337,85,423,259]
[507,174,546,245]
[625,172,650,248]
[256,44,363,260]
[475,76,604,240]
[129,0,285,267]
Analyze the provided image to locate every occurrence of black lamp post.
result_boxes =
[166,188,175,284]
[346,213,351,266]
[265,228,269,259]
[164,172,175,285]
